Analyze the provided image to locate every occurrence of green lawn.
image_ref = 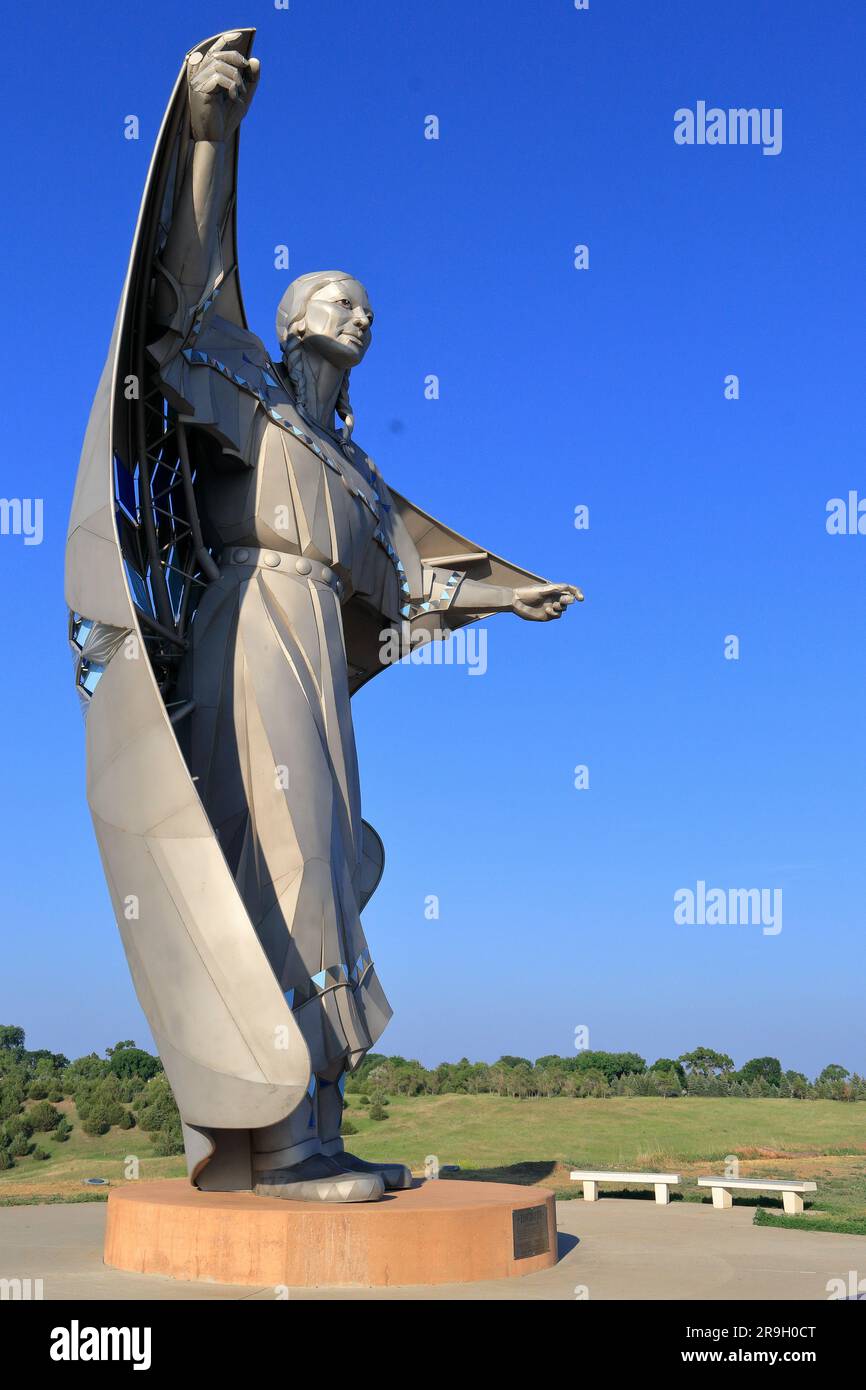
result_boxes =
[345,1094,866,1234]
[345,1094,866,1169]
[4,1095,865,1233]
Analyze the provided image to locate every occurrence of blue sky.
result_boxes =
[2,0,864,1076]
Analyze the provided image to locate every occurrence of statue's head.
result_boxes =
[276,271,373,370]
[276,272,373,444]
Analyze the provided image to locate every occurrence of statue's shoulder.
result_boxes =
[155,312,288,462]
[183,312,273,379]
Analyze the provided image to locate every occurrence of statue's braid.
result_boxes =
[281,336,307,415]
[336,372,354,449]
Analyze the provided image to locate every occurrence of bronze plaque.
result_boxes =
[512,1204,550,1259]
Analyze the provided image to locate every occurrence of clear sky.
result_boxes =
[2,0,863,1076]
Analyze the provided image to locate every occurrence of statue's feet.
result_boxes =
[336,1151,413,1191]
[255,1153,384,1203]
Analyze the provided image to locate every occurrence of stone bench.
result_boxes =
[698,1176,817,1215]
[570,1169,680,1205]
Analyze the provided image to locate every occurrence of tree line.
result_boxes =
[349,1046,864,1101]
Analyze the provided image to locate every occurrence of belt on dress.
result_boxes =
[222,547,344,595]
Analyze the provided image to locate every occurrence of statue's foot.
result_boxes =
[254,1153,384,1203]
[336,1151,413,1191]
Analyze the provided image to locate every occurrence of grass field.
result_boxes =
[3,1095,865,1233]
[340,1095,866,1234]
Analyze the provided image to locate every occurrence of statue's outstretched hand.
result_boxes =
[512,583,583,622]
[187,33,260,143]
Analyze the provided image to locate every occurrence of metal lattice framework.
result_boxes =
[113,372,216,719]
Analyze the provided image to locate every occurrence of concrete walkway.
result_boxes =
[2,1198,863,1300]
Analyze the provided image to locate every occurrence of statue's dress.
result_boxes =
[164,314,405,1164]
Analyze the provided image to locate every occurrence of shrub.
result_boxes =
[3,1115,33,1143]
[118,1110,136,1130]
[82,1099,125,1132]
[119,1078,147,1104]
[0,1148,13,1170]
[0,1086,24,1121]
[368,1103,388,1122]
[134,1075,183,1156]
[76,1075,126,1133]
[152,1120,184,1157]
[82,1114,111,1137]
[8,1133,33,1157]
[136,1076,181,1134]
[32,1146,51,1161]
[340,1118,358,1136]
[28,1101,61,1133]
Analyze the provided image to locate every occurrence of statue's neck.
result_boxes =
[294,348,343,433]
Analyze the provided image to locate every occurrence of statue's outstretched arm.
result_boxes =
[381,476,583,626]
[155,34,260,327]
[429,571,582,622]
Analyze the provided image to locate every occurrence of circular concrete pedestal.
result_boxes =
[104,1177,558,1287]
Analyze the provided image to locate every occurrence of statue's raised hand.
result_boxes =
[512,582,583,621]
[187,33,260,143]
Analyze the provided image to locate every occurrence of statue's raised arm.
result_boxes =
[154,32,260,330]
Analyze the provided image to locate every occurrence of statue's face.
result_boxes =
[302,279,373,369]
